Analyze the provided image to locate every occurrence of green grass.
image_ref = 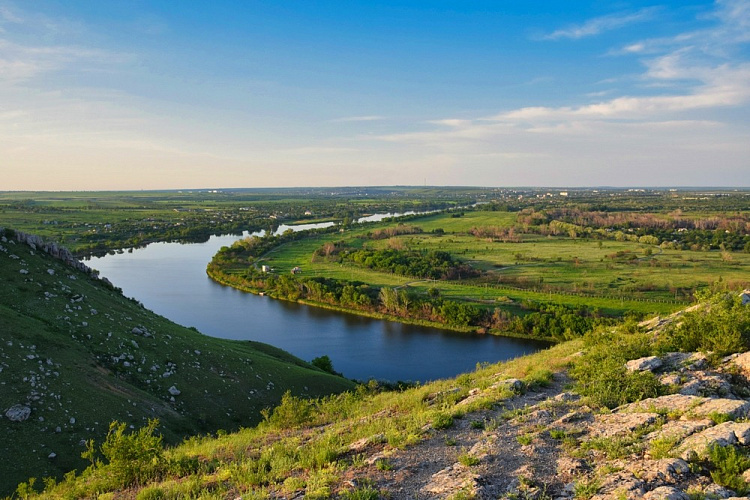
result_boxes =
[16,329,582,498]
[0,230,354,495]
[233,209,748,331]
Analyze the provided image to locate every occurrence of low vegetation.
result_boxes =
[10,284,750,499]
[208,189,749,340]
[0,228,354,494]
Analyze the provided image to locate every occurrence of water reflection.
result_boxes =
[87,219,550,382]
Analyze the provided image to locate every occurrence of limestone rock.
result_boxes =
[732,351,750,374]
[678,374,732,397]
[723,421,750,445]
[168,385,181,396]
[623,394,702,414]
[630,458,689,484]
[660,373,682,386]
[692,398,750,420]
[5,405,32,422]
[556,456,588,480]
[677,422,738,459]
[553,408,593,427]
[348,433,385,452]
[421,463,479,497]
[591,470,644,499]
[490,377,524,393]
[626,356,663,372]
[646,419,712,443]
[589,412,657,438]
[553,391,580,402]
[643,486,689,500]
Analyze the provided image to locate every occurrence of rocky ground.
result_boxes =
[338,351,750,499]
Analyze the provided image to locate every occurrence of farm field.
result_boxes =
[0,188,468,255]
[211,198,750,338]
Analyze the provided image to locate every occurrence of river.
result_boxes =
[86,217,550,382]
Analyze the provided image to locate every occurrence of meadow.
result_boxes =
[211,194,750,337]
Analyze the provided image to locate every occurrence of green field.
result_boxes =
[0,188,469,256]
[212,205,750,335]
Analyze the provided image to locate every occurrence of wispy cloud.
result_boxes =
[543,7,659,40]
[368,1,750,185]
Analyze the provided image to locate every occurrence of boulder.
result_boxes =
[732,351,750,374]
[5,405,32,422]
[168,385,181,396]
[626,356,663,372]
[630,458,689,484]
[692,398,750,420]
[623,394,702,414]
[421,463,479,497]
[643,486,689,500]
[646,419,712,443]
[677,422,739,459]
[589,412,658,439]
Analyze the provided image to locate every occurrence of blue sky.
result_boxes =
[1,1,748,189]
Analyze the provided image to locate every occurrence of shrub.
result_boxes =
[470,419,485,430]
[262,391,315,429]
[341,479,380,500]
[516,434,533,446]
[432,412,454,430]
[375,459,393,471]
[525,368,553,389]
[659,290,750,356]
[549,429,566,440]
[707,444,750,494]
[100,419,165,487]
[458,453,480,466]
[136,486,165,500]
[648,435,679,459]
[571,331,662,408]
[311,355,336,374]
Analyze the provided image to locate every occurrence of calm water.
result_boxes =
[86,220,549,382]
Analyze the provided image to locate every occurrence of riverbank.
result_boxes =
[206,265,558,344]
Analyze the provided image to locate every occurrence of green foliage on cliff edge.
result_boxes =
[571,287,750,408]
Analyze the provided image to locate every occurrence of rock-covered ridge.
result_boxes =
[1,228,106,282]
[340,351,750,499]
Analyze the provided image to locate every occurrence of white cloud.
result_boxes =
[543,7,658,40]
[365,1,750,186]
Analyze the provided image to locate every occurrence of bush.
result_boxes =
[659,291,750,356]
[311,355,336,374]
[432,412,454,430]
[99,419,165,488]
[262,391,315,429]
[707,444,750,494]
[571,330,662,409]
[136,486,165,500]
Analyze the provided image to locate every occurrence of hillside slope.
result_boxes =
[0,229,355,494]
[20,291,750,499]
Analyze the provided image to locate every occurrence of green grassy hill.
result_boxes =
[0,228,355,495]
[16,290,750,500]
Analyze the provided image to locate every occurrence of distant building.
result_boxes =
[261,265,270,273]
